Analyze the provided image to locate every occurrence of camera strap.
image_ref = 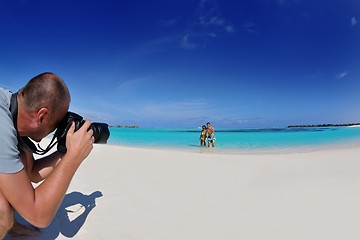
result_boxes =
[9,92,57,155]
[10,93,19,131]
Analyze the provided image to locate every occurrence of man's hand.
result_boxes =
[65,120,94,164]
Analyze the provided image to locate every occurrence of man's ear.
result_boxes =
[37,107,49,124]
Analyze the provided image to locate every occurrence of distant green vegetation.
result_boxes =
[110,125,140,128]
[288,123,360,128]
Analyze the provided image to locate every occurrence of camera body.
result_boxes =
[55,112,110,153]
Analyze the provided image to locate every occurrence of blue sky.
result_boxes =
[0,0,359,128]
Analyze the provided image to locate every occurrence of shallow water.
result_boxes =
[107,127,360,152]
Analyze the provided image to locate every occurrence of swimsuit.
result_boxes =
[207,136,216,142]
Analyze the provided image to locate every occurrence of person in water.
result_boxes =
[206,122,216,147]
[199,125,207,146]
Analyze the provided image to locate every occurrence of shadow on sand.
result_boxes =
[5,191,103,240]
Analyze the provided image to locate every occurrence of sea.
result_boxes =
[107,126,360,153]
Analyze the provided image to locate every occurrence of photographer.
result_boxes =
[0,73,94,237]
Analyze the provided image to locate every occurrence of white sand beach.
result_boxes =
[8,143,360,240]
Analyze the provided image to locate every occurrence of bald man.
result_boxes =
[0,73,94,237]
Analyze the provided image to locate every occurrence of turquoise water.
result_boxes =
[107,127,360,151]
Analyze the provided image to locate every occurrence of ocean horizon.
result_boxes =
[107,126,360,152]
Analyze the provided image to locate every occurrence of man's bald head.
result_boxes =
[19,72,70,114]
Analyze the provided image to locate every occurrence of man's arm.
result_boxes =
[0,121,93,228]
[20,147,64,183]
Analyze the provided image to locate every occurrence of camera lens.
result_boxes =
[90,122,110,143]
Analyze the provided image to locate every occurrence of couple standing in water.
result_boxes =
[200,122,216,147]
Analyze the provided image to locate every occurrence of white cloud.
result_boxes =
[337,71,348,79]
[242,22,258,34]
[159,19,177,27]
[351,17,357,26]
[197,0,234,32]
[208,32,217,38]
[225,25,235,33]
[198,0,219,26]
[180,0,235,50]
[208,16,225,26]
[142,99,210,121]
[81,110,115,123]
[181,34,197,49]
[115,77,150,94]
[311,71,323,79]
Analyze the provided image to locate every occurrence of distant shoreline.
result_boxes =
[288,123,360,128]
[108,124,360,129]
[110,125,140,128]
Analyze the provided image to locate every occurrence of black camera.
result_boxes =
[55,112,110,153]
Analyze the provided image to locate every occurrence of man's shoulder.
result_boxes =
[0,88,12,108]
[0,88,23,174]
[0,88,12,119]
